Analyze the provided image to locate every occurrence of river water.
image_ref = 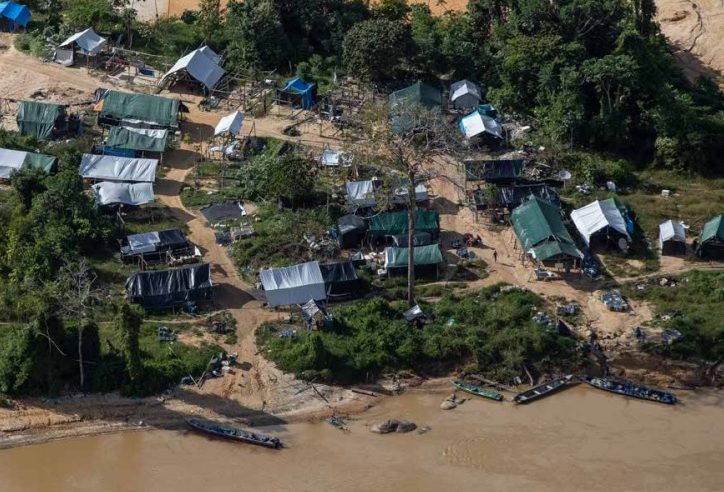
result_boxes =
[1,386,722,492]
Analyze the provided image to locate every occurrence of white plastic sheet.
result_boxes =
[91,181,154,206]
[80,154,158,183]
[260,261,327,307]
[570,199,630,245]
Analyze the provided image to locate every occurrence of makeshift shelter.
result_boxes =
[0,147,56,179]
[260,261,327,307]
[321,149,351,167]
[98,91,180,129]
[459,108,503,139]
[390,232,432,247]
[571,198,632,251]
[696,215,724,260]
[511,197,582,266]
[346,179,428,208]
[368,210,440,238]
[80,154,158,183]
[449,80,481,110]
[56,28,106,65]
[91,181,154,206]
[16,101,66,140]
[214,111,244,137]
[125,263,213,309]
[336,214,367,249]
[161,46,225,91]
[0,2,30,31]
[200,201,247,222]
[105,127,168,154]
[320,261,360,298]
[384,244,443,278]
[121,228,194,263]
[465,159,524,184]
[277,77,316,109]
[659,220,687,256]
[301,299,330,328]
[496,184,559,210]
[389,81,442,134]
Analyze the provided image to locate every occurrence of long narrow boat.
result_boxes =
[513,375,573,404]
[580,375,677,405]
[186,418,283,449]
[452,380,504,401]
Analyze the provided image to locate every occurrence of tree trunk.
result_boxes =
[407,170,417,308]
[78,324,85,392]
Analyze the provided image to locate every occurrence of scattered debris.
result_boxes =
[601,290,629,312]
[370,419,417,434]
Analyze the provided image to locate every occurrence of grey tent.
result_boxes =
[121,228,194,263]
[337,214,367,249]
[658,220,686,256]
[0,147,56,179]
[160,46,225,90]
[125,263,213,309]
[450,80,482,110]
[260,261,327,307]
[80,154,158,182]
[571,198,631,251]
[91,181,154,206]
[320,261,360,298]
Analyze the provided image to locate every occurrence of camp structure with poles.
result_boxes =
[159,46,225,93]
[449,80,482,110]
[383,244,444,279]
[570,198,632,253]
[696,215,724,260]
[389,81,442,134]
[96,90,181,130]
[16,100,68,140]
[91,181,154,208]
[0,2,30,32]
[125,263,213,310]
[80,153,158,183]
[120,229,198,266]
[260,261,328,308]
[658,220,687,256]
[276,77,317,110]
[54,28,107,66]
[101,126,169,161]
[367,209,440,246]
[0,147,56,182]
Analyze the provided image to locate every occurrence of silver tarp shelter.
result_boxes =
[659,220,686,255]
[214,111,244,136]
[260,261,327,307]
[58,28,106,54]
[80,154,158,182]
[449,80,481,110]
[91,181,154,206]
[321,149,351,167]
[161,46,225,90]
[0,147,56,179]
[570,199,630,245]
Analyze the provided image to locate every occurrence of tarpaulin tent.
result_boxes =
[200,201,247,222]
[368,210,440,237]
[214,111,244,136]
[260,261,327,307]
[0,2,30,30]
[80,154,158,182]
[346,180,376,208]
[16,101,65,140]
[98,91,180,129]
[571,198,631,250]
[337,214,367,249]
[497,184,559,210]
[697,215,724,260]
[121,228,193,262]
[384,244,443,277]
[320,261,360,297]
[321,149,351,167]
[389,81,442,134]
[465,159,524,183]
[58,28,106,55]
[105,127,167,153]
[91,181,154,206]
[459,109,503,139]
[161,46,225,90]
[390,231,432,247]
[391,181,428,204]
[278,77,316,109]
[659,220,686,256]
[125,263,213,309]
[0,147,56,179]
[449,80,481,110]
[511,197,582,264]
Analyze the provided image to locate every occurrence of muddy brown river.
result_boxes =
[1,386,722,491]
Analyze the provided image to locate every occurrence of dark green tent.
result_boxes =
[697,215,724,260]
[22,152,57,173]
[99,91,179,129]
[368,210,439,237]
[511,197,581,263]
[16,101,65,140]
[106,126,167,152]
[384,244,443,268]
[389,81,442,134]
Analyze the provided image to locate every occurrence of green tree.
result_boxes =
[342,19,412,82]
[225,0,288,71]
[63,0,116,31]
[373,0,410,21]
[198,0,222,44]
[116,303,143,383]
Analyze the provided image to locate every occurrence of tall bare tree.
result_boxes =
[55,259,102,392]
[347,99,463,307]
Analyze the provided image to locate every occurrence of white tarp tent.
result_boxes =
[346,180,376,207]
[58,28,107,54]
[659,220,685,244]
[570,199,631,245]
[393,183,428,203]
[459,110,503,139]
[214,111,244,136]
[91,181,154,206]
[450,80,481,110]
[260,261,327,307]
[161,46,225,90]
[321,149,351,167]
[0,148,31,179]
[80,154,158,183]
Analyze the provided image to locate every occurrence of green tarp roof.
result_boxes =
[106,126,167,152]
[100,91,179,128]
[23,152,57,173]
[511,197,581,261]
[700,215,724,243]
[368,209,439,237]
[385,244,443,268]
[389,81,442,109]
[16,101,65,140]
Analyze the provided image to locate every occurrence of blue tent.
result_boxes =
[0,2,30,29]
[280,77,316,109]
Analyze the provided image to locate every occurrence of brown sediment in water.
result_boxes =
[0,386,722,492]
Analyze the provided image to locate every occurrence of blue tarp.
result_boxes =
[0,2,30,27]
[281,77,315,109]
[103,147,136,158]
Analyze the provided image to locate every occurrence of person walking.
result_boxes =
[493,249,498,263]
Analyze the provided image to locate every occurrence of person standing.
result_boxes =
[493,249,498,263]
